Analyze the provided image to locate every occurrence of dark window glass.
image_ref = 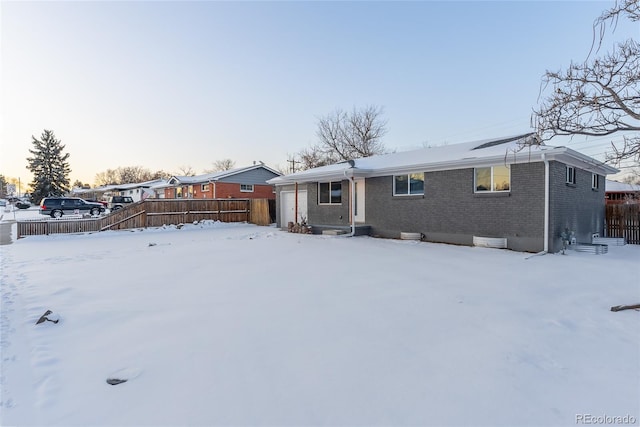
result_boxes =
[394,175,408,195]
[319,182,341,204]
[330,182,341,203]
[409,173,424,194]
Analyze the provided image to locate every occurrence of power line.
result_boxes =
[286,158,300,173]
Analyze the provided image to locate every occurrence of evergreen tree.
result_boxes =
[26,130,71,203]
[0,174,7,198]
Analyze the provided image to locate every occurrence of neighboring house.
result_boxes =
[107,179,169,202]
[70,186,110,201]
[268,133,618,253]
[605,180,640,204]
[71,179,169,202]
[164,163,281,199]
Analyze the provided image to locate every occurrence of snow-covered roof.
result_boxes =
[606,180,640,192]
[109,179,168,191]
[169,163,281,185]
[268,133,619,185]
[72,180,170,194]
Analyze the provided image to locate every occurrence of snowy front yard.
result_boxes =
[1,221,638,426]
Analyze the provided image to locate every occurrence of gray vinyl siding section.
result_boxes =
[548,161,605,252]
[217,168,280,185]
[362,163,545,252]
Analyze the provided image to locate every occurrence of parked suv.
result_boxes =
[107,196,134,211]
[39,197,105,218]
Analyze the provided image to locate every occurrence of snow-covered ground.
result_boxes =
[1,207,639,426]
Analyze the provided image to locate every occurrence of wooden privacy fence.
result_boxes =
[17,198,273,238]
[605,204,640,244]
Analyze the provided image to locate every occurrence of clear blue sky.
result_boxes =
[1,1,637,186]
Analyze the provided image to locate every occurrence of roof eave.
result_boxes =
[543,147,619,175]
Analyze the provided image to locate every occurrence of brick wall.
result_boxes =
[276,161,606,253]
[165,183,275,200]
[548,161,605,252]
[306,180,351,226]
[362,163,545,251]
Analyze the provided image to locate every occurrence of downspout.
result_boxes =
[344,170,355,237]
[542,153,549,253]
[213,181,217,199]
[294,182,299,224]
[350,176,355,236]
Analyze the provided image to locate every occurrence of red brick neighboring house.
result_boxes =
[605,179,640,204]
[163,163,281,199]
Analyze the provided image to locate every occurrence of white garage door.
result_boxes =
[281,190,308,226]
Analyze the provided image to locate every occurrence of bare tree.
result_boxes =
[150,170,172,180]
[94,166,160,186]
[204,159,236,173]
[533,0,640,165]
[117,166,152,183]
[72,179,90,189]
[621,166,640,184]
[297,105,388,169]
[94,169,119,186]
[176,165,196,176]
[300,145,338,170]
[275,155,304,175]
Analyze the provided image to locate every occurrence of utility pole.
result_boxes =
[286,158,299,174]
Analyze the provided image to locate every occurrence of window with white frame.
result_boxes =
[566,166,576,185]
[592,174,599,190]
[318,181,342,204]
[474,166,510,192]
[201,184,210,192]
[240,184,254,192]
[393,173,424,196]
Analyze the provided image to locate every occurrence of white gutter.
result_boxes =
[542,153,549,253]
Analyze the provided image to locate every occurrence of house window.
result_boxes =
[240,184,254,192]
[475,166,510,192]
[393,173,424,196]
[566,166,576,185]
[201,184,209,192]
[319,181,342,204]
[592,174,599,190]
[175,187,183,198]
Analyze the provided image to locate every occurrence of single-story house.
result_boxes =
[605,180,640,204]
[71,179,169,202]
[267,133,619,253]
[163,163,281,199]
[107,179,169,202]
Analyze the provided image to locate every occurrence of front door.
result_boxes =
[354,178,365,223]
